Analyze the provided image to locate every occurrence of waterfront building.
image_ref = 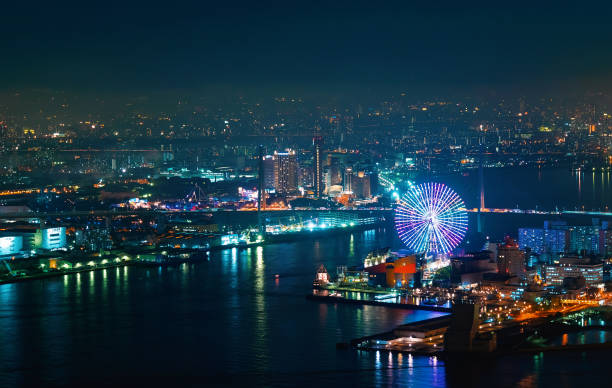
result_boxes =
[0,225,67,254]
[393,316,450,340]
[364,254,417,288]
[317,211,377,228]
[0,236,23,257]
[544,256,603,287]
[363,248,391,268]
[336,266,368,285]
[42,227,68,250]
[313,264,330,286]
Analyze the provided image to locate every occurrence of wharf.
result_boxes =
[0,260,146,285]
[306,293,452,312]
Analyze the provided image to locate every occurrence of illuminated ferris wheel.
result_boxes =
[395,182,468,255]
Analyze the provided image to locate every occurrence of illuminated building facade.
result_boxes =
[343,167,353,193]
[262,155,276,190]
[364,255,417,288]
[566,225,600,254]
[544,257,603,287]
[0,236,23,257]
[518,228,567,255]
[497,237,525,277]
[600,229,612,256]
[42,227,67,250]
[313,135,323,197]
[274,150,297,194]
[0,226,67,253]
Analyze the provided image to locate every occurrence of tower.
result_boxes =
[343,167,353,193]
[274,150,297,194]
[477,132,485,234]
[257,145,264,234]
[313,135,323,198]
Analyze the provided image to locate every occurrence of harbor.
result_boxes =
[307,248,612,357]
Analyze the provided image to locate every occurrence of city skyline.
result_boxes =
[2,3,612,388]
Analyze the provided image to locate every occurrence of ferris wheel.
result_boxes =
[395,182,468,255]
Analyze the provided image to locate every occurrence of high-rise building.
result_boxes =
[262,155,276,190]
[600,229,612,256]
[497,237,525,277]
[274,150,297,194]
[567,225,599,254]
[313,135,323,197]
[343,167,353,193]
[518,227,567,256]
[327,154,343,186]
[541,221,599,255]
[298,164,313,188]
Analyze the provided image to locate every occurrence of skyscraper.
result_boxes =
[274,150,297,194]
[313,135,323,197]
[262,155,276,190]
[343,167,353,193]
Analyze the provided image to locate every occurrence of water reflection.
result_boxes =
[2,208,612,387]
[253,245,267,370]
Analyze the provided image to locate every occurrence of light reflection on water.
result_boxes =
[0,228,452,387]
[0,228,611,387]
[549,330,612,346]
[0,169,611,387]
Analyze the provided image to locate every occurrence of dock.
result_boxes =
[306,293,452,312]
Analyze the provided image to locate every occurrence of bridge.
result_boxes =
[464,207,612,217]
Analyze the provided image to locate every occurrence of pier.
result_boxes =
[306,292,452,312]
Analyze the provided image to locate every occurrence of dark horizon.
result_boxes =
[2,2,612,96]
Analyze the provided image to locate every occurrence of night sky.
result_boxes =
[2,2,612,95]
